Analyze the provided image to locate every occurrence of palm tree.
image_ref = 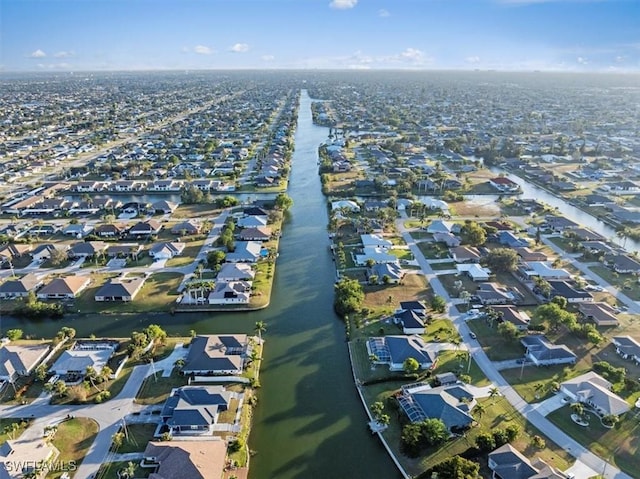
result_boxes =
[489,387,500,403]
[571,402,585,420]
[254,321,266,344]
[473,402,486,419]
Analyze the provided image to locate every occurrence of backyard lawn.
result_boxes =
[466,319,526,361]
[135,371,188,405]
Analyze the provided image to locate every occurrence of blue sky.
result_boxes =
[1,0,638,72]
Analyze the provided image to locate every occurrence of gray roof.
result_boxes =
[407,384,475,430]
[489,444,538,479]
[521,335,576,362]
[162,385,230,427]
[182,335,247,373]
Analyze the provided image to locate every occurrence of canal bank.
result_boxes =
[246,90,400,479]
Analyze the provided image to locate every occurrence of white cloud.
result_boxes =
[577,56,588,64]
[615,55,625,63]
[378,8,390,17]
[54,51,74,58]
[29,49,46,58]
[194,45,213,55]
[329,0,357,9]
[261,55,275,62]
[230,43,249,53]
[465,56,481,64]
[399,48,426,62]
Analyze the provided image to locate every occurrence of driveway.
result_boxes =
[533,392,569,416]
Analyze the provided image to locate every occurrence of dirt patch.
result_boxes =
[455,198,501,216]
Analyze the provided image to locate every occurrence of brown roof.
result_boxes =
[39,276,90,295]
[145,440,226,479]
[577,302,619,326]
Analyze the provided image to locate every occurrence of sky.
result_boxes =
[1,0,639,72]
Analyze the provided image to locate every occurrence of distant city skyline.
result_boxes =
[1,0,639,73]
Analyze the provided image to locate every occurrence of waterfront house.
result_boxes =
[521,335,576,367]
[94,276,145,302]
[489,177,519,192]
[226,241,262,263]
[37,276,91,299]
[488,443,567,479]
[182,335,249,376]
[612,336,640,362]
[398,383,475,431]
[361,234,393,249]
[49,346,114,379]
[0,273,43,299]
[560,371,629,417]
[0,343,50,383]
[141,440,226,479]
[544,215,579,232]
[369,262,405,284]
[160,385,232,436]
[237,215,267,228]
[216,263,255,282]
[237,226,272,241]
[603,254,640,274]
[393,310,426,335]
[151,200,178,214]
[366,335,435,371]
[207,280,251,304]
[355,246,399,266]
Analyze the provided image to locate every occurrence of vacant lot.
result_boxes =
[49,418,99,479]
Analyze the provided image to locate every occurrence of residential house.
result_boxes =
[331,200,360,212]
[612,336,640,362]
[514,247,548,262]
[0,273,43,299]
[578,302,619,327]
[565,227,605,242]
[492,305,531,331]
[398,383,476,431]
[457,263,491,282]
[0,244,33,262]
[226,241,262,263]
[237,226,272,242]
[604,254,640,274]
[497,231,530,248]
[237,215,267,228]
[242,206,269,218]
[0,343,49,383]
[160,385,232,436]
[182,335,249,376]
[207,280,252,304]
[361,234,393,249]
[37,276,91,300]
[49,347,114,379]
[141,440,226,479]
[94,223,127,239]
[545,215,579,232]
[426,220,454,234]
[450,246,481,263]
[488,443,568,479]
[62,223,93,238]
[489,177,520,192]
[560,371,630,417]
[106,243,143,259]
[475,282,520,305]
[393,310,426,335]
[397,301,428,315]
[171,220,202,235]
[521,335,577,367]
[581,241,615,256]
[149,242,186,260]
[151,200,178,214]
[369,262,405,284]
[548,280,593,303]
[94,276,145,302]
[366,335,435,371]
[434,372,458,386]
[68,241,108,258]
[432,232,461,247]
[519,262,571,281]
[355,246,399,266]
[30,244,66,262]
[216,263,255,282]
[129,219,162,237]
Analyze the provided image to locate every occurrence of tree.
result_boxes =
[475,431,496,451]
[49,248,69,266]
[5,329,23,341]
[482,248,518,273]
[403,357,420,374]
[531,434,546,449]
[460,220,487,246]
[551,295,568,309]
[497,321,519,340]
[275,193,293,211]
[430,295,447,313]
[54,380,67,397]
[489,387,500,402]
[430,456,480,479]
[401,423,422,457]
[254,321,267,343]
[571,402,585,419]
[35,364,47,381]
[420,418,449,446]
[473,402,486,419]
[533,302,577,331]
[56,327,76,341]
[334,278,364,316]
[145,324,167,344]
[207,250,226,270]
[370,401,385,420]
[121,462,137,479]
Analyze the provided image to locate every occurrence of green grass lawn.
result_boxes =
[165,238,206,267]
[0,375,45,404]
[116,423,157,453]
[432,350,490,386]
[135,371,188,405]
[548,405,640,478]
[96,461,152,479]
[467,320,526,361]
[48,418,99,479]
[423,318,461,343]
[589,265,640,301]
[546,236,578,253]
[501,364,587,403]
[0,418,30,443]
[390,248,414,261]
[429,261,456,271]
[75,272,183,313]
[417,241,450,259]
[124,255,155,268]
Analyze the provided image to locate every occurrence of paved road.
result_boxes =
[396,214,631,479]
